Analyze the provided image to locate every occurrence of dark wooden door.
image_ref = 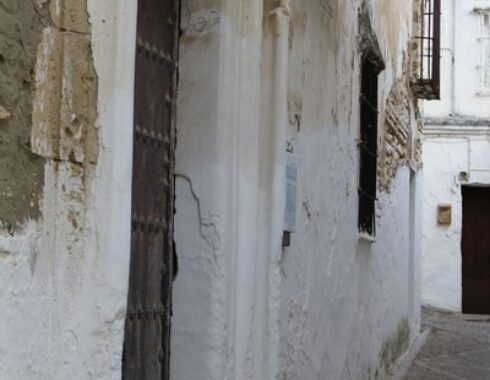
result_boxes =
[122,0,179,378]
[462,186,490,314]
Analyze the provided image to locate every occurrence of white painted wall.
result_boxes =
[0,1,137,378]
[422,0,490,312]
[171,2,265,378]
[422,129,490,312]
[277,0,422,377]
[172,0,422,379]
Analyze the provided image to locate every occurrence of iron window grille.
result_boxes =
[413,0,441,100]
[358,58,379,236]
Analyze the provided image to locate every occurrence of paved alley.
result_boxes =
[404,309,490,380]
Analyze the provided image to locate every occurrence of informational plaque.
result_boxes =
[437,204,452,225]
[284,155,298,232]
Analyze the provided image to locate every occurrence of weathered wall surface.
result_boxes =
[278,0,421,379]
[171,1,265,378]
[0,1,47,226]
[173,0,422,379]
[0,0,137,378]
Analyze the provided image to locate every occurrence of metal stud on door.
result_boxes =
[123,0,179,378]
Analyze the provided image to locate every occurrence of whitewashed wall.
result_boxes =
[172,0,422,379]
[278,1,422,377]
[422,0,490,312]
[171,2,265,378]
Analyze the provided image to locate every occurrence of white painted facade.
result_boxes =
[172,0,423,379]
[422,0,490,312]
[0,0,424,379]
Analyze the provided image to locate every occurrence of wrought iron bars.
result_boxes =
[413,0,441,100]
[358,59,379,236]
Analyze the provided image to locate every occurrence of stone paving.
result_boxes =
[404,309,490,380]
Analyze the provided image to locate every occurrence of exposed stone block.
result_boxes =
[32,27,63,159]
[32,27,98,165]
[59,32,98,164]
[378,80,413,192]
[50,0,90,34]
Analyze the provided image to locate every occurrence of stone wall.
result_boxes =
[378,52,423,192]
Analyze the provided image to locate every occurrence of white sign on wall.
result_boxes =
[284,154,298,232]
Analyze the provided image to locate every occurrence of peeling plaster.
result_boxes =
[358,6,386,73]
[182,8,221,36]
[277,1,422,379]
[379,52,422,192]
[378,80,412,192]
[0,220,41,275]
[0,1,47,226]
[31,22,98,167]
[0,0,133,377]
[27,0,99,270]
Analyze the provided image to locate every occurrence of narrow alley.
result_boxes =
[0,0,489,379]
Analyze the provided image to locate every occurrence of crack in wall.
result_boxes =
[175,173,221,251]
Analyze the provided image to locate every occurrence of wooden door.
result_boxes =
[462,186,490,314]
[122,0,179,378]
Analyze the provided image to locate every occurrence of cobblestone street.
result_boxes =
[404,309,490,380]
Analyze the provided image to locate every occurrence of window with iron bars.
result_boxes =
[412,0,441,100]
[358,58,379,236]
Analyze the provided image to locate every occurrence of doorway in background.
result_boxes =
[462,186,490,314]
